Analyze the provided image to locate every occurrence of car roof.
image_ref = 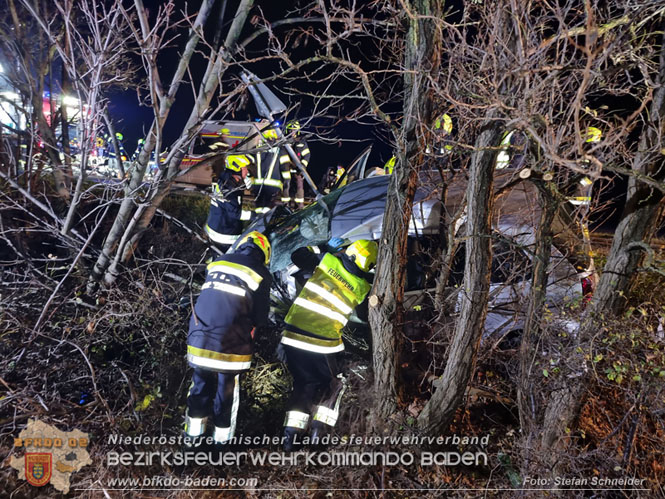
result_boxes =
[234,175,441,270]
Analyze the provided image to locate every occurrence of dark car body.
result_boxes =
[233,173,584,338]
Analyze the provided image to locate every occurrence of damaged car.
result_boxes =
[231,167,587,345]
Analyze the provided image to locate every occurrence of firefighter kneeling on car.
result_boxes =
[280,238,377,450]
[184,231,272,444]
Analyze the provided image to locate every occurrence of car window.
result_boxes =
[266,188,345,271]
[491,237,532,284]
[448,236,532,286]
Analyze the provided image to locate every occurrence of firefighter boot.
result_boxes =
[283,426,305,452]
[283,410,310,451]
[309,420,328,449]
[183,411,208,449]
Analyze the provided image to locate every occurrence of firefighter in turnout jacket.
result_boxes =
[245,127,295,215]
[495,126,601,297]
[279,121,311,209]
[185,231,272,444]
[205,155,254,250]
[280,239,377,450]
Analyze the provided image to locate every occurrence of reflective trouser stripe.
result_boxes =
[313,405,338,427]
[201,281,246,296]
[294,197,304,203]
[213,374,240,443]
[284,410,310,429]
[185,414,206,437]
[255,207,271,214]
[281,197,291,202]
[240,210,252,221]
[293,297,348,326]
[230,374,240,440]
[279,155,290,164]
[187,352,252,371]
[282,171,291,179]
[281,335,345,354]
[205,225,239,245]
[214,426,232,443]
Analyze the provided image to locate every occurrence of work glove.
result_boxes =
[327,237,345,252]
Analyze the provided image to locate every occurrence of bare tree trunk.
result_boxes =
[57,2,126,236]
[18,1,71,201]
[417,119,501,434]
[518,184,555,448]
[34,94,70,201]
[368,0,443,423]
[540,23,665,460]
[116,0,254,265]
[86,0,216,293]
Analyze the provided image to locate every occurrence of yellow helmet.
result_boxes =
[384,156,396,174]
[226,154,251,172]
[261,128,279,141]
[345,239,378,272]
[236,231,271,265]
[434,113,453,135]
[585,126,602,143]
[286,120,301,133]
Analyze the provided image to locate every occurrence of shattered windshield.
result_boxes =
[267,188,345,271]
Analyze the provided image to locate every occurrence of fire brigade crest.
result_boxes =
[10,419,92,494]
[25,453,52,487]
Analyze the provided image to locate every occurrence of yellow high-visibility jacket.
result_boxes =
[281,252,372,354]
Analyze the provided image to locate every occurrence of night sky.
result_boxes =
[108,0,394,184]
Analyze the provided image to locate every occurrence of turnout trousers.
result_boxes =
[283,345,346,444]
[185,368,241,443]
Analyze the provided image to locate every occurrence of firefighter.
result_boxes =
[494,126,601,297]
[319,166,339,194]
[280,238,378,450]
[204,154,253,251]
[184,231,272,445]
[383,113,453,175]
[247,127,283,215]
[279,120,311,209]
[429,113,454,155]
[552,126,602,297]
[246,122,312,213]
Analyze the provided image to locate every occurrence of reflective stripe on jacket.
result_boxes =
[206,174,243,245]
[282,253,371,353]
[187,252,271,372]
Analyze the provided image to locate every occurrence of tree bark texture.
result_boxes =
[86,0,216,293]
[417,120,501,434]
[540,23,665,458]
[118,0,255,264]
[369,0,443,424]
[518,185,555,436]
